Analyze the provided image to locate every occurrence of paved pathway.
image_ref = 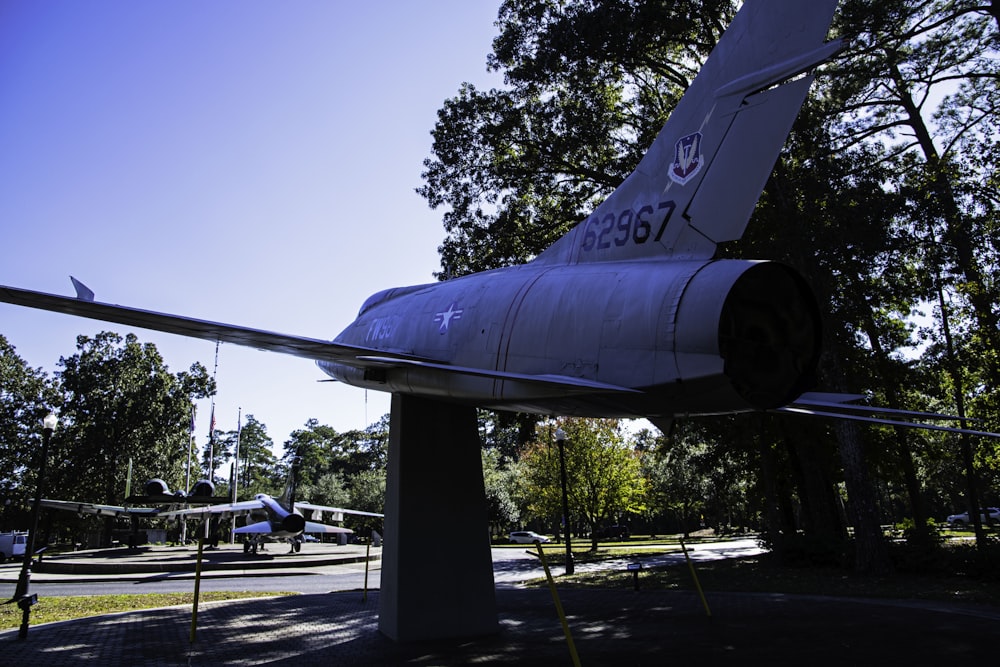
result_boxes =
[4,539,998,664]
[3,587,999,665]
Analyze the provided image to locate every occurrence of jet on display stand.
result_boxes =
[0,1,994,439]
[160,459,383,554]
[4,0,998,642]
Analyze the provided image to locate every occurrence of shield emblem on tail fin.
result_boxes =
[670,132,703,185]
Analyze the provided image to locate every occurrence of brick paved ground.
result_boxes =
[3,588,999,665]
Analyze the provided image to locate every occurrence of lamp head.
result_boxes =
[42,413,58,433]
[554,427,566,443]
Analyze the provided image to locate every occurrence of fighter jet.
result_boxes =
[0,0,993,439]
[160,458,383,553]
[7,0,995,642]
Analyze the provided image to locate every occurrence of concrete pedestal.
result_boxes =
[377,394,498,641]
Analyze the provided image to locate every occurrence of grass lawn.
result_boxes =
[0,591,296,631]
[550,554,1000,605]
[529,538,1000,607]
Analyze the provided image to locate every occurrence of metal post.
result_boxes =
[183,404,195,544]
[555,427,574,575]
[14,412,57,639]
[231,407,241,544]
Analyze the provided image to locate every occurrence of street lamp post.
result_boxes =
[554,427,574,575]
[13,412,57,639]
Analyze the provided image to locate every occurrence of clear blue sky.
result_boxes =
[0,2,504,457]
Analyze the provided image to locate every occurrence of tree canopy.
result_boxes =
[419,0,1000,568]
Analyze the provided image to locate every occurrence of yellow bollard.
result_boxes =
[189,533,205,643]
[680,538,712,618]
[363,541,370,603]
[536,543,582,667]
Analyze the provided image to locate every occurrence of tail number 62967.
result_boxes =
[581,200,676,252]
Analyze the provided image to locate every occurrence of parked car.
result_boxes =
[947,508,1000,526]
[0,531,27,562]
[508,531,550,544]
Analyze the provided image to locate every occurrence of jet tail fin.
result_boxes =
[278,452,301,512]
[533,0,843,265]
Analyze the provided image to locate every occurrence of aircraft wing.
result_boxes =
[355,357,639,395]
[40,498,162,518]
[0,282,639,395]
[159,499,265,518]
[303,521,353,534]
[233,520,274,534]
[295,502,384,519]
[783,393,1000,439]
[0,283,417,365]
[231,519,352,534]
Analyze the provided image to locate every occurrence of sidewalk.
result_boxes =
[3,587,1000,665]
[3,542,1000,664]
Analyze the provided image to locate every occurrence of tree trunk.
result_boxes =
[783,425,846,549]
[756,435,797,561]
[833,419,891,575]
[853,288,932,543]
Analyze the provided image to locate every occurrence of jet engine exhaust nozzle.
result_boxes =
[717,262,821,409]
[281,514,306,535]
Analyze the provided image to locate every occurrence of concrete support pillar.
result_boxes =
[378,393,497,641]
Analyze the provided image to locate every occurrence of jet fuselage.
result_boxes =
[321,257,821,422]
[247,493,306,538]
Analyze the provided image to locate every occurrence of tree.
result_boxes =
[482,447,521,539]
[281,415,390,484]
[418,0,1000,569]
[643,437,709,538]
[520,418,646,550]
[302,471,350,509]
[420,0,735,276]
[818,0,1000,557]
[345,469,386,536]
[227,414,278,497]
[51,332,213,544]
[276,416,389,536]
[0,335,60,530]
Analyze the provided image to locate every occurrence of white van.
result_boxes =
[0,531,28,562]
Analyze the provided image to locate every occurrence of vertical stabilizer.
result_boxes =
[278,453,300,511]
[533,0,843,265]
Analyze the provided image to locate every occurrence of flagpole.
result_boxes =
[186,403,195,493]
[206,405,214,478]
[208,340,219,480]
[183,403,195,545]
[231,407,241,544]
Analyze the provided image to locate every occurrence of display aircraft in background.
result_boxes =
[40,477,229,519]
[39,477,234,549]
[161,458,383,554]
[1,0,996,441]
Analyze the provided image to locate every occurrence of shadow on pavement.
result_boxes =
[3,587,999,665]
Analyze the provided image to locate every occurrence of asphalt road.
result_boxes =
[2,538,764,597]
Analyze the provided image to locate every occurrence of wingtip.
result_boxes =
[69,276,95,302]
